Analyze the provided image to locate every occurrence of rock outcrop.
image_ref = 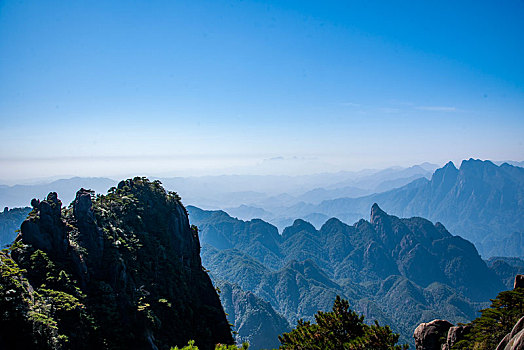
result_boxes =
[413,321,471,350]
[442,325,471,350]
[496,276,524,349]
[496,316,524,350]
[20,192,68,255]
[514,274,524,289]
[413,319,453,350]
[1,178,233,350]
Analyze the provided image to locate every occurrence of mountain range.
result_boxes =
[0,164,438,210]
[232,159,524,258]
[2,159,522,259]
[0,167,522,349]
[188,203,511,348]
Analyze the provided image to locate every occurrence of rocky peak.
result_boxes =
[370,203,387,225]
[430,161,459,193]
[282,218,317,239]
[319,217,349,236]
[72,188,103,269]
[7,178,234,350]
[19,192,67,256]
[459,158,494,170]
[73,188,95,224]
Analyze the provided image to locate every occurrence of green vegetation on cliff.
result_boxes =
[0,177,233,350]
[453,287,524,349]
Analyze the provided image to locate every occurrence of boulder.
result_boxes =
[414,319,453,350]
[442,325,471,350]
[496,316,524,350]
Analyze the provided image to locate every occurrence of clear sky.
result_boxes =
[1,0,523,181]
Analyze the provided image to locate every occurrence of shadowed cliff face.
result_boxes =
[1,178,233,350]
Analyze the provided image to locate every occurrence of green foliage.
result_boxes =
[278,296,408,350]
[453,288,524,349]
[0,251,64,349]
[170,340,249,350]
[0,177,234,349]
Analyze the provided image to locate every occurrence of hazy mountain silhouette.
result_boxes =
[269,159,524,257]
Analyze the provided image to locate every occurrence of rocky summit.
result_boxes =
[0,177,233,350]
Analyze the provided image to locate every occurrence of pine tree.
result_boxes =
[278,296,408,350]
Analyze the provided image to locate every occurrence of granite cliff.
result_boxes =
[0,177,233,350]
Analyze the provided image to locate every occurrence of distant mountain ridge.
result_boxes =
[0,177,117,208]
[0,163,437,213]
[189,204,506,347]
[270,159,524,257]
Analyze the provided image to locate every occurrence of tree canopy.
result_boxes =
[278,296,408,350]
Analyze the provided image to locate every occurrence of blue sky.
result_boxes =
[0,0,523,180]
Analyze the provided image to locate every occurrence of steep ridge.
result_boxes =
[189,204,505,346]
[0,178,233,350]
[216,280,290,350]
[310,159,524,257]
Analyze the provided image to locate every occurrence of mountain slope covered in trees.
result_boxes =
[189,204,507,347]
[215,280,290,350]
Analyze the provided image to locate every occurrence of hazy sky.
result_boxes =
[1,1,523,181]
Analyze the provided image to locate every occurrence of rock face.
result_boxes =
[21,192,68,255]
[442,325,471,350]
[413,320,453,350]
[1,178,233,350]
[514,274,524,289]
[496,316,524,350]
